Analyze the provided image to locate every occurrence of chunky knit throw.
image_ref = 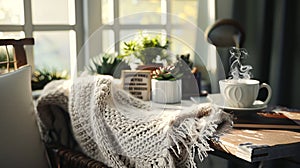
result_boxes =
[37,74,231,168]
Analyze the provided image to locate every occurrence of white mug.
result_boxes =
[219,79,272,108]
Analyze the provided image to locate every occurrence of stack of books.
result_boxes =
[231,108,300,130]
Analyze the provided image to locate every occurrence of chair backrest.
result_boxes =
[0,38,34,73]
[0,65,49,167]
[205,19,245,48]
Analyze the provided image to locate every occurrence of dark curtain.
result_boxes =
[217,0,300,109]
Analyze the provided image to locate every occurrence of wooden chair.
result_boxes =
[0,38,34,72]
[43,110,111,168]
[0,38,109,168]
[0,38,49,167]
[0,65,50,167]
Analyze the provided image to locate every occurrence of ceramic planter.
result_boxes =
[151,79,182,103]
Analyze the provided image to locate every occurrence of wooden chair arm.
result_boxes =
[46,144,110,168]
[0,38,34,68]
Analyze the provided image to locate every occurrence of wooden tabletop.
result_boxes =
[213,129,300,162]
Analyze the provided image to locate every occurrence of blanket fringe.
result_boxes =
[168,108,223,168]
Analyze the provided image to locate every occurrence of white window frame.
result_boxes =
[100,0,173,53]
[84,0,219,92]
[0,0,218,91]
[83,0,194,69]
[0,0,84,71]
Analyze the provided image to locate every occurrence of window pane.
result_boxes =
[0,0,24,25]
[101,0,114,25]
[33,31,75,72]
[0,31,25,39]
[119,0,163,24]
[32,0,75,25]
[171,0,198,24]
[102,30,115,53]
[170,29,196,56]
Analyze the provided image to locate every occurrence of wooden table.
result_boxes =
[150,95,300,167]
[212,129,300,163]
[209,108,300,167]
[191,95,300,166]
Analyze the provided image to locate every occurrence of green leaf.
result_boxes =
[155,76,164,80]
[162,73,172,79]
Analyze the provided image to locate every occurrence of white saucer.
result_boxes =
[207,94,267,111]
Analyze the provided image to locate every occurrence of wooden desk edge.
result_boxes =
[210,131,300,163]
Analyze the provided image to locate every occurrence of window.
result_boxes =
[84,0,217,83]
[95,0,199,60]
[0,0,82,74]
[0,0,217,88]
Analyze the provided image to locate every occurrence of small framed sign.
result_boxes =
[122,70,151,101]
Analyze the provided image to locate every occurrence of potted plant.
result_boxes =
[151,66,183,103]
[31,68,69,90]
[121,32,171,70]
[86,52,130,78]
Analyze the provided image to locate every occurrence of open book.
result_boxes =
[232,109,300,130]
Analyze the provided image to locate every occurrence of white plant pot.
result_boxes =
[151,79,182,103]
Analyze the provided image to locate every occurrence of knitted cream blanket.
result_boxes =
[37,74,231,168]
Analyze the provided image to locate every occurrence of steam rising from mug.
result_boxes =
[228,47,253,80]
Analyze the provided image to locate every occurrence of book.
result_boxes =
[231,109,300,130]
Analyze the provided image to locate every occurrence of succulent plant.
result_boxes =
[121,32,171,65]
[86,52,130,78]
[31,68,69,90]
[87,53,120,75]
[152,66,183,81]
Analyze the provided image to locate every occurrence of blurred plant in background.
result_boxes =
[86,52,130,78]
[31,68,69,90]
[120,32,171,65]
